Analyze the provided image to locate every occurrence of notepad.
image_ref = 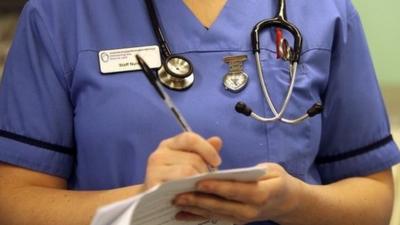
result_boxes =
[90,166,266,225]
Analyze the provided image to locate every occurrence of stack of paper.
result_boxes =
[91,166,266,225]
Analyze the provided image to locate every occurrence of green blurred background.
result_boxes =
[353,0,400,85]
[353,1,400,224]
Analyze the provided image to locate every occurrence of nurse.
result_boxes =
[0,0,399,224]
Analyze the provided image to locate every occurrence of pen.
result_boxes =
[135,55,216,171]
[135,55,192,132]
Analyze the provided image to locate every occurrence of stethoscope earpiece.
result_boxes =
[307,103,324,117]
[235,102,253,117]
[236,101,324,123]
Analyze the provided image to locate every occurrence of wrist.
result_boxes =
[273,177,311,225]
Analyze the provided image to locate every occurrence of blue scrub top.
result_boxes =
[0,0,399,219]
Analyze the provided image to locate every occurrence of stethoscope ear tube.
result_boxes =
[252,19,302,63]
[252,0,302,62]
[236,101,324,123]
[237,0,322,125]
[144,0,172,58]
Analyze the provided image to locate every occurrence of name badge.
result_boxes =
[99,45,161,74]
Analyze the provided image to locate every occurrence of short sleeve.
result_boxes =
[316,7,400,184]
[0,2,75,179]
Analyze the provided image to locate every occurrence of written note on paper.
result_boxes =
[91,166,266,225]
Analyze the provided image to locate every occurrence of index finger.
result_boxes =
[161,132,222,168]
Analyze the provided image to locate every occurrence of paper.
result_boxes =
[91,166,266,225]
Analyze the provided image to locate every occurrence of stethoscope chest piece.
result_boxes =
[157,54,194,90]
[223,55,249,93]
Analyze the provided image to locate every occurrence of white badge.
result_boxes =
[99,45,161,74]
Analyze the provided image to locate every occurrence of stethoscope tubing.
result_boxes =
[254,52,307,123]
[251,0,302,63]
[144,0,195,90]
[252,19,302,63]
[243,0,322,124]
[143,0,322,123]
[144,0,172,59]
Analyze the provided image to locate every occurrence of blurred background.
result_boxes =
[353,0,400,224]
[0,0,399,224]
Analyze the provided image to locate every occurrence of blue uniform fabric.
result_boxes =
[0,0,399,223]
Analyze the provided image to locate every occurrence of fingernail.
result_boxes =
[175,197,188,205]
[197,183,210,192]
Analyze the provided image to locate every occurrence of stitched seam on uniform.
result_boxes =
[76,48,254,54]
[0,150,70,177]
[0,129,76,156]
[348,7,359,22]
[316,135,394,164]
[30,1,72,88]
[302,48,331,54]
[77,47,331,57]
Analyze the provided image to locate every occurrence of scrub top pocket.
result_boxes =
[258,50,323,179]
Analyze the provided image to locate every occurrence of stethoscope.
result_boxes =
[144,0,323,124]
[145,0,194,91]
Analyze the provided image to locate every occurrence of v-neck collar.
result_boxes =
[154,0,272,53]
[182,0,228,29]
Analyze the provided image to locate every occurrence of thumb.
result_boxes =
[256,162,286,179]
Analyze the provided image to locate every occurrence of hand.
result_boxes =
[173,163,306,224]
[144,132,222,190]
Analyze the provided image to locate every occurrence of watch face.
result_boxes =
[223,72,249,92]
[223,54,249,93]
